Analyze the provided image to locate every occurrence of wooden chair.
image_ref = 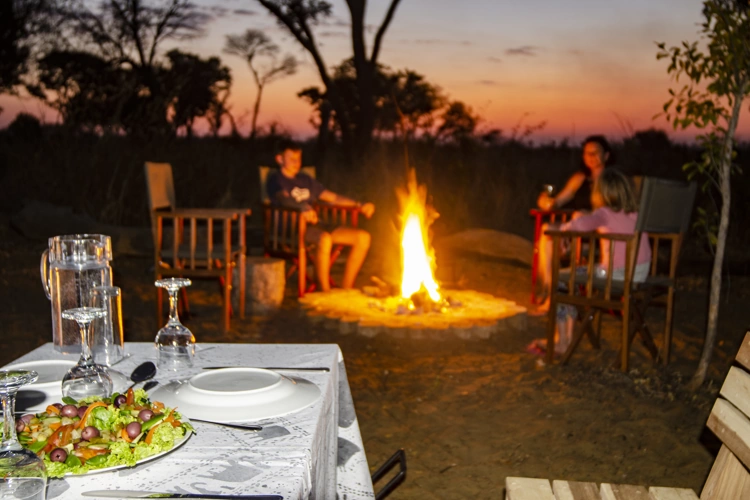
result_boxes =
[529,175,646,305]
[259,166,362,297]
[544,177,697,371]
[529,209,576,304]
[506,331,750,499]
[145,162,250,332]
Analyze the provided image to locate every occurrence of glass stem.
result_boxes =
[78,320,94,367]
[167,289,181,326]
[1,390,21,452]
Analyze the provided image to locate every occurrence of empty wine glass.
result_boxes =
[155,278,195,370]
[61,307,113,399]
[1,370,47,500]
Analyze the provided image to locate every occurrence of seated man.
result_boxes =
[266,140,375,291]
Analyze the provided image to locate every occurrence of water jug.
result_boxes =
[40,234,113,353]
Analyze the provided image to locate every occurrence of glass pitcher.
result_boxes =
[40,234,113,353]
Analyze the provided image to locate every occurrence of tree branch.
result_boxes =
[370,0,401,63]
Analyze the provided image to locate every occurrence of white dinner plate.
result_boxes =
[150,368,321,422]
[5,360,130,412]
[5,360,76,412]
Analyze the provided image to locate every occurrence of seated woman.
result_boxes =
[533,168,651,320]
[537,134,612,211]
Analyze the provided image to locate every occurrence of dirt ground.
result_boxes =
[1,216,747,499]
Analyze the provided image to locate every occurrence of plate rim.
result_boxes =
[5,359,77,388]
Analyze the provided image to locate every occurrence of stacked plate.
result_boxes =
[150,368,321,422]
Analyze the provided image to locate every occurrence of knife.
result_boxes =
[202,366,330,372]
[82,490,282,499]
[190,419,263,431]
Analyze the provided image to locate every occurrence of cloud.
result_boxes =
[505,45,539,57]
[487,56,502,63]
[319,31,348,38]
[232,9,257,16]
[411,39,474,46]
[478,80,501,86]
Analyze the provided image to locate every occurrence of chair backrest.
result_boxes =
[702,331,750,498]
[144,162,176,212]
[635,177,696,234]
[259,166,316,204]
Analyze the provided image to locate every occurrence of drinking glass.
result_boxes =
[90,286,125,366]
[154,278,195,370]
[61,307,113,399]
[0,370,47,500]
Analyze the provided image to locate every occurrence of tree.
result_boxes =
[255,0,403,159]
[224,29,297,139]
[435,101,479,145]
[165,50,232,137]
[30,0,210,134]
[657,0,750,388]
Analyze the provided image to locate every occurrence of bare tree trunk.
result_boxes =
[251,84,263,140]
[691,88,744,388]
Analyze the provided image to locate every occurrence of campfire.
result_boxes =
[298,168,527,340]
[396,168,446,313]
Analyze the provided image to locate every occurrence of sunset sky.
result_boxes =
[2,0,749,142]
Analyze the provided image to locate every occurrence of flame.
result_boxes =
[399,169,441,303]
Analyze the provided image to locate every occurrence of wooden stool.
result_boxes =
[232,257,285,315]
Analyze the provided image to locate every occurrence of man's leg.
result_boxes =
[305,226,333,292]
[331,227,371,289]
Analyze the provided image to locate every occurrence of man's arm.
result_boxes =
[318,190,375,218]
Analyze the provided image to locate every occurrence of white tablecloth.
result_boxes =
[3,343,375,500]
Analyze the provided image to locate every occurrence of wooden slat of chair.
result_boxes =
[647,486,699,499]
[600,483,649,499]
[552,480,599,499]
[700,444,750,499]
[505,477,555,500]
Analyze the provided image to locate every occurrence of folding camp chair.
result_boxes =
[145,162,250,331]
[543,177,696,371]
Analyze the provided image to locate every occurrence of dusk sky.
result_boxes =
[3,0,748,142]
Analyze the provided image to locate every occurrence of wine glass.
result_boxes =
[0,370,47,500]
[155,278,195,370]
[61,307,113,399]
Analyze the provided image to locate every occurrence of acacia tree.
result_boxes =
[255,0,402,160]
[224,29,297,139]
[657,0,750,387]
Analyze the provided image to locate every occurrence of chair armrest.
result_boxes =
[544,229,636,242]
[160,208,246,220]
[529,208,576,217]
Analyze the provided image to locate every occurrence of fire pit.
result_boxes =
[299,289,526,340]
[300,169,527,340]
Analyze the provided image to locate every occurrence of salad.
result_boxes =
[15,388,193,477]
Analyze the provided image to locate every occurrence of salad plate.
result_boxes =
[65,420,192,476]
[17,391,194,477]
[150,367,321,422]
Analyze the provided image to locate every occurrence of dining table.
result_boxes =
[3,342,375,500]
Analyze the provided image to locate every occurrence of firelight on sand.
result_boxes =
[398,169,441,304]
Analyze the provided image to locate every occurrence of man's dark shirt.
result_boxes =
[266,171,325,211]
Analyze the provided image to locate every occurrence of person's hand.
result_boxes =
[301,209,318,224]
[359,202,375,218]
[537,192,555,211]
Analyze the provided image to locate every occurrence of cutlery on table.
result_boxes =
[82,491,282,499]
[127,361,157,390]
[190,419,263,431]
[202,366,330,372]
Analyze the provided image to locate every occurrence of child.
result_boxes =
[529,168,651,356]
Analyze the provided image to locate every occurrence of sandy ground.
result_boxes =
[1,217,746,499]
